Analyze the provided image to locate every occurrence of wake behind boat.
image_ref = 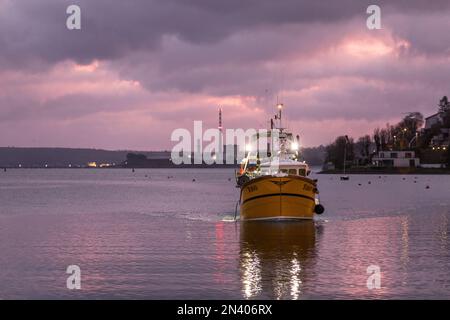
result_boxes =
[235,103,325,221]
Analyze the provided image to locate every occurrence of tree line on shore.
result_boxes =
[324,96,450,169]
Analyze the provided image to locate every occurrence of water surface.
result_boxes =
[0,169,449,299]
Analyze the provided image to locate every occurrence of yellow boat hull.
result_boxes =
[240,175,317,221]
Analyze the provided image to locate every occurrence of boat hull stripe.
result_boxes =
[242,193,315,205]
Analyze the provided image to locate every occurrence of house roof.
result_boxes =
[425,112,440,120]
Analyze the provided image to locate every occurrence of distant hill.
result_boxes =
[0,146,326,168]
[0,147,169,168]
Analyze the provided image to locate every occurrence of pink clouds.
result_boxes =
[1,1,450,149]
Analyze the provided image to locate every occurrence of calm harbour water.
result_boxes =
[1,168,450,299]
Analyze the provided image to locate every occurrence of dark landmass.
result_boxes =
[122,152,237,168]
[0,147,169,168]
[319,167,450,174]
[0,146,327,168]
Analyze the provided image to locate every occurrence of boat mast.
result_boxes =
[343,143,347,175]
[343,135,349,175]
[275,102,287,160]
[277,103,283,130]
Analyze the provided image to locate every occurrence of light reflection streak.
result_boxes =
[401,216,409,268]
[239,221,316,299]
[438,213,448,251]
[290,254,302,300]
[241,250,262,299]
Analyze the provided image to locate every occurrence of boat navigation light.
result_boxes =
[291,142,299,151]
[277,103,283,110]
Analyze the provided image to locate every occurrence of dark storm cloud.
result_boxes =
[0,92,142,122]
[2,0,450,149]
[2,0,449,69]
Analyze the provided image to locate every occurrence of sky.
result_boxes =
[1,0,450,150]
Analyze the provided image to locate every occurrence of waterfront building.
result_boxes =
[424,113,443,129]
[372,150,420,168]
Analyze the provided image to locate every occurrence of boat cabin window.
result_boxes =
[277,167,307,176]
[280,168,298,175]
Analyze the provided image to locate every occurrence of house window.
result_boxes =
[380,153,384,158]
[405,153,412,158]
[390,153,397,158]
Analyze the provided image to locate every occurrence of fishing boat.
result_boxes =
[235,103,324,221]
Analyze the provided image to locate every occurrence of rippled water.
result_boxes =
[0,169,449,299]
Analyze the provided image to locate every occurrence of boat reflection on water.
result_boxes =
[239,221,317,299]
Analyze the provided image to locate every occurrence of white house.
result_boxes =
[372,150,420,168]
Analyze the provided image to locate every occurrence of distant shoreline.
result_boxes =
[318,167,450,175]
[1,166,237,169]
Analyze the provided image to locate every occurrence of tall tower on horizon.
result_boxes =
[218,107,224,163]
[218,107,223,133]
